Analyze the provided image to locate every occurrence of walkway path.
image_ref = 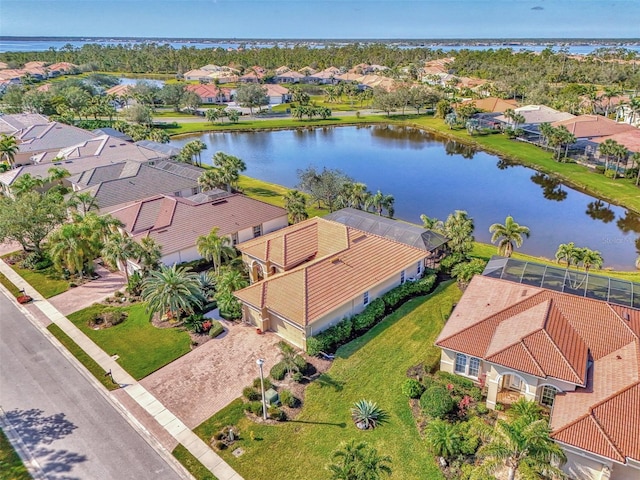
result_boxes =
[0,260,244,480]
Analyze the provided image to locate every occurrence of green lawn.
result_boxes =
[0,271,22,298]
[193,281,462,480]
[47,324,120,390]
[9,264,69,299]
[0,428,31,480]
[172,445,219,480]
[67,303,191,380]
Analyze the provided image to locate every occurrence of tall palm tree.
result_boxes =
[474,410,566,480]
[339,182,370,210]
[0,134,19,168]
[420,214,444,233]
[555,242,581,268]
[68,191,99,216]
[198,168,225,192]
[632,152,640,186]
[136,237,162,275]
[598,138,620,171]
[196,227,236,273]
[365,190,395,217]
[11,174,45,196]
[48,222,95,278]
[213,151,247,192]
[579,248,603,273]
[102,232,138,282]
[283,189,309,224]
[489,215,531,257]
[327,440,392,480]
[141,264,203,323]
[444,210,475,256]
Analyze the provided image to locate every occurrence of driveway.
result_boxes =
[140,321,282,429]
[49,264,126,315]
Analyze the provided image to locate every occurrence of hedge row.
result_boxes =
[307,274,437,356]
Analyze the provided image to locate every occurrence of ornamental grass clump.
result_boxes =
[351,399,388,430]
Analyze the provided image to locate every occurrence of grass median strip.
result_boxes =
[0,271,22,298]
[47,323,119,391]
[0,427,32,480]
[172,444,219,480]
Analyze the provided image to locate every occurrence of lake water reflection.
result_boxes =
[170,125,640,270]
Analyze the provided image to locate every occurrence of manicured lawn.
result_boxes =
[0,427,31,480]
[9,264,69,299]
[47,324,120,391]
[0,271,22,298]
[172,445,219,480]
[194,281,462,480]
[67,303,191,380]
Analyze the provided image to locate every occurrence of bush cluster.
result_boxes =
[307,274,436,355]
[436,371,482,401]
[243,387,261,401]
[270,361,287,381]
[208,321,224,338]
[253,377,273,390]
[279,389,297,408]
[244,401,263,416]
[268,406,287,421]
[420,384,456,419]
[402,378,425,399]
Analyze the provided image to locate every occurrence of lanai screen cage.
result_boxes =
[483,256,640,310]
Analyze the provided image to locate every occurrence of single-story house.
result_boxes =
[263,84,291,105]
[239,67,266,83]
[0,113,49,135]
[233,216,431,348]
[13,122,98,166]
[552,114,636,141]
[593,129,640,155]
[306,67,341,84]
[435,257,640,480]
[109,190,288,267]
[495,105,576,131]
[462,97,519,113]
[274,70,304,84]
[185,84,231,104]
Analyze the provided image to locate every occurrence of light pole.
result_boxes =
[256,358,267,420]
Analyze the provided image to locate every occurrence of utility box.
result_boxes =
[265,388,279,406]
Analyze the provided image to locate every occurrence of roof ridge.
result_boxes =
[538,328,584,385]
[606,303,640,341]
[589,376,640,413]
[302,268,308,324]
[588,413,625,461]
[541,300,585,385]
[553,414,625,463]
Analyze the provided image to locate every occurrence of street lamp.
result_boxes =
[256,358,267,420]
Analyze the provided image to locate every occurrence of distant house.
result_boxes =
[184,69,214,82]
[13,122,97,166]
[274,70,304,84]
[46,62,78,77]
[0,113,49,135]
[436,258,640,480]
[307,67,341,84]
[462,97,519,113]
[185,84,231,104]
[234,216,430,348]
[552,114,636,141]
[109,191,288,267]
[263,84,291,105]
[239,66,266,83]
[495,105,575,134]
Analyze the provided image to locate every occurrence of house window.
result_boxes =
[192,187,198,195]
[455,353,480,378]
[231,233,239,246]
[363,291,369,305]
[540,385,558,408]
[417,261,422,276]
[400,270,405,284]
[253,225,262,238]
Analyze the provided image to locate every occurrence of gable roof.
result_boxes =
[105,84,132,96]
[234,217,427,326]
[495,105,575,125]
[110,193,287,256]
[592,129,640,153]
[463,97,519,113]
[185,84,231,99]
[0,113,49,135]
[552,114,636,139]
[324,208,447,252]
[16,122,97,155]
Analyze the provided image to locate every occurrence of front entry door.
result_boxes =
[509,375,522,391]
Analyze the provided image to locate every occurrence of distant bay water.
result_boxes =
[1,38,639,54]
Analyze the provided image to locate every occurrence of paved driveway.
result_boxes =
[141,321,282,429]
[49,264,126,315]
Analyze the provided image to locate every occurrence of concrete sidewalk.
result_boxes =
[0,260,244,480]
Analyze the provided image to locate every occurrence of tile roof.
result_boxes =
[437,274,640,464]
[16,122,97,154]
[495,105,575,125]
[185,84,231,99]
[234,217,427,326]
[58,135,162,163]
[264,84,289,96]
[592,128,640,153]
[105,84,132,96]
[552,115,636,139]
[110,193,287,256]
[463,97,519,113]
[0,113,49,135]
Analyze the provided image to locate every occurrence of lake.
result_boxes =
[170,126,640,270]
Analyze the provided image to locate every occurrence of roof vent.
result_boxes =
[331,258,343,265]
[624,312,630,321]
[521,290,528,296]
[157,229,168,233]
[352,234,367,243]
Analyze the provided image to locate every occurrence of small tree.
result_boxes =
[235,84,268,115]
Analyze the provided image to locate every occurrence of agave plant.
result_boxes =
[351,399,387,430]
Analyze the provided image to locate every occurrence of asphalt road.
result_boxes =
[0,293,184,480]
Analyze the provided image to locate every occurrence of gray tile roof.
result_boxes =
[0,113,49,134]
[324,208,448,252]
[91,128,134,142]
[16,122,97,154]
[135,140,181,158]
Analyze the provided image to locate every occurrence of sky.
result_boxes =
[1,0,639,40]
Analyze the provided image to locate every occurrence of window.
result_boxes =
[455,353,480,378]
[363,291,369,305]
[455,353,467,374]
[417,261,422,276]
[192,187,199,195]
[231,233,239,246]
[540,385,558,408]
[400,270,405,284]
[253,225,262,238]
[469,357,480,378]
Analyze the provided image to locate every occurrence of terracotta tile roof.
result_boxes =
[235,217,427,326]
[592,129,640,153]
[105,84,132,96]
[264,84,289,96]
[185,84,230,99]
[463,97,519,113]
[552,114,636,139]
[111,193,287,256]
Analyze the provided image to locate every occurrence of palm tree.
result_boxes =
[102,232,138,282]
[206,108,221,124]
[365,190,395,217]
[141,264,203,323]
[327,440,392,480]
[555,242,581,268]
[68,191,99,216]
[579,248,603,273]
[283,189,309,224]
[136,237,162,275]
[424,420,462,465]
[474,410,566,480]
[597,138,620,171]
[212,151,246,192]
[632,152,640,186]
[47,166,71,185]
[181,140,207,166]
[48,222,95,278]
[444,210,475,256]
[11,174,45,196]
[420,214,444,233]
[489,216,531,257]
[338,182,370,210]
[196,227,236,273]
[0,134,19,168]
[213,266,248,319]
[198,168,225,192]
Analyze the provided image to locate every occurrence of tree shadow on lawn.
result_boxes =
[315,373,345,392]
[287,419,346,428]
[241,187,282,199]
[335,282,455,361]
[4,408,87,479]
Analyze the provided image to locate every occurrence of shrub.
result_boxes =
[279,389,297,408]
[20,251,42,270]
[439,253,467,273]
[474,403,489,415]
[268,406,287,421]
[270,361,287,381]
[595,165,606,174]
[402,378,425,399]
[182,313,207,333]
[292,372,304,383]
[34,257,53,271]
[253,377,273,390]
[243,387,261,401]
[213,432,224,441]
[245,401,264,416]
[208,321,224,337]
[214,441,227,450]
[351,399,388,430]
[625,167,638,179]
[604,169,618,178]
[420,384,456,419]
[293,354,307,374]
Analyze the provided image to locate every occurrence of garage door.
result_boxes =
[270,315,304,348]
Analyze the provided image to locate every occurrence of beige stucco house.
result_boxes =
[435,266,640,480]
[234,216,430,348]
